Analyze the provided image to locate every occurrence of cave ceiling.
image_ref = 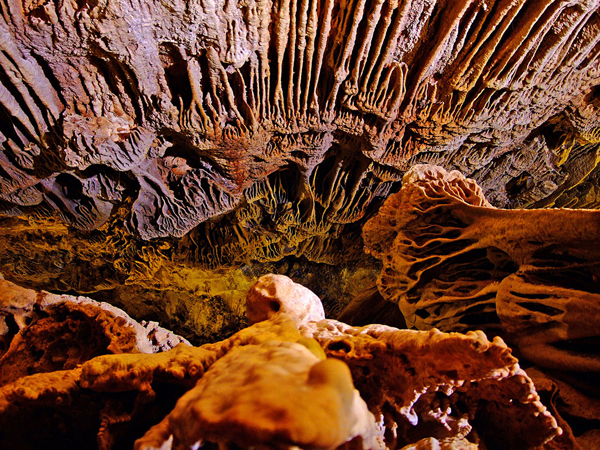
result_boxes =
[0,0,599,344]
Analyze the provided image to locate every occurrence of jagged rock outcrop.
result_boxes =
[527,366,600,450]
[0,278,188,386]
[0,275,563,450]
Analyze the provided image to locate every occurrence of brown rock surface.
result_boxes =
[0,275,562,450]
[364,165,600,348]
[363,164,600,448]
[0,0,599,447]
[0,278,188,386]
[364,165,600,369]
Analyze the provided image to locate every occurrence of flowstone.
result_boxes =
[362,164,600,448]
[363,164,600,375]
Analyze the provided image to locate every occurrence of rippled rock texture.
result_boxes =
[1,0,600,269]
[1,0,600,344]
[363,164,600,374]
[0,1,600,445]
[362,164,600,449]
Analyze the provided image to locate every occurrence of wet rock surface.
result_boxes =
[0,0,599,447]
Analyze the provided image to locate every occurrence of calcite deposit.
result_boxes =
[0,275,563,450]
[246,273,326,324]
[0,278,188,385]
[363,164,600,374]
[362,164,600,448]
[0,0,599,447]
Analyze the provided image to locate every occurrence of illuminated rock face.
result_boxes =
[363,164,600,376]
[0,0,600,344]
[0,278,189,386]
[0,1,599,447]
[0,276,561,450]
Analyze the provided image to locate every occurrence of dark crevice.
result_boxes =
[458,311,501,326]
[516,301,563,316]
[327,340,352,353]
[509,291,552,300]
[160,43,193,113]
[0,314,20,354]
[552,336,600,355]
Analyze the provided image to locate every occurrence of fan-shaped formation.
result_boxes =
[0,0,600,448]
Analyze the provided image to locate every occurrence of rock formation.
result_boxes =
[363,164,600,373]
[0,277,188,386]
[0,0,599,447]
[0,0,599,312]
[362,164,600,449]
[0,275,563,450]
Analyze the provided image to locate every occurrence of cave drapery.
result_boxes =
[0,0,599,340]
[0,0,600,448]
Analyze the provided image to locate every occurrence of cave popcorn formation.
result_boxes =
[0,275,563,450]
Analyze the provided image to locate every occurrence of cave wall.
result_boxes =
[0,0,599,339]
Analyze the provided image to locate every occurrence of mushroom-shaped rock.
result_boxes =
[362,164,506,334]
[135,342,381,450]
[363,164,600,375]
[246,274,326,325]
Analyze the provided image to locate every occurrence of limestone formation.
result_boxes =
[527,366,600,450]
[0,0,599,359]
[135,344,380,450]
[0,278,188,386]
[398,438,477,450]
[0,0,598,446]
[0,0,599,284]
[246,273,326,324]
[0,275,562,450]
[363,163,600,384]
